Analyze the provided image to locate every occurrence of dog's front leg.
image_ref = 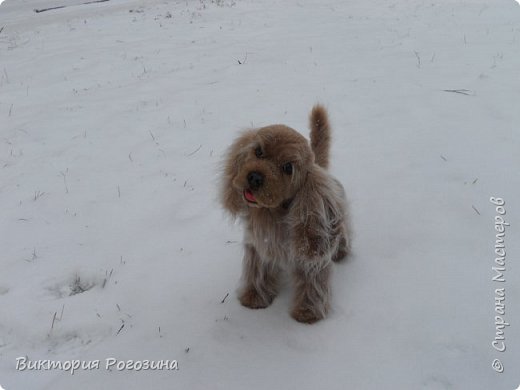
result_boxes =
[239,244,279,309]
[291,262,331,324]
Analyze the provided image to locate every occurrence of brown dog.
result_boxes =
[220,105,351,323]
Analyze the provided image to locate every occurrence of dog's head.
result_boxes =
[221,125,314,215]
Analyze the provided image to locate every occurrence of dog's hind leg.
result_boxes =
[239,244,279,309]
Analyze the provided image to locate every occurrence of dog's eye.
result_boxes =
[254,146,263,158]
[282,162,293,175]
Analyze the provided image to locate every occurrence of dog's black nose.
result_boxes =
[247,171,264,190]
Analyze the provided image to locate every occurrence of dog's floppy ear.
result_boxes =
[220,130,256,218]
[288,167,338,261]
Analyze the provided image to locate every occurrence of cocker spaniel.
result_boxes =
[220,105,351,323]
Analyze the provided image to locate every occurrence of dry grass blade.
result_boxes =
[443,89,472,95]
[221,292,229,303]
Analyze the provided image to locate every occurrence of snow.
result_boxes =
[1,0,519,388]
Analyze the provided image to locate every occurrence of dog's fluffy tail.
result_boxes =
[309,104,331,169]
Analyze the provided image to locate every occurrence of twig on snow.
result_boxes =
[116,321,125,335]
[443,89,472,96]
[186,144,202,156]
[34,0,109,13]
[33,190,45,201]
[414,51,421,68]
[237,53,248,65]
[50,311,57,331]
[60,169,69,194]
[149,130,159,145]
[221,292,229,304]
[34,5,66,13]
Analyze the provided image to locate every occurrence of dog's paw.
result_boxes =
[332,236,350,262]
[239,288,273,309]
[290,306,324,324]
[332,248,348,262]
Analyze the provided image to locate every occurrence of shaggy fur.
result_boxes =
[220,105,351,324]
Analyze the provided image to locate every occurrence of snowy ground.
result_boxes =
[1,0,519,388]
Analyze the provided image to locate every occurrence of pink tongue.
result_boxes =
[244,190,256,202]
